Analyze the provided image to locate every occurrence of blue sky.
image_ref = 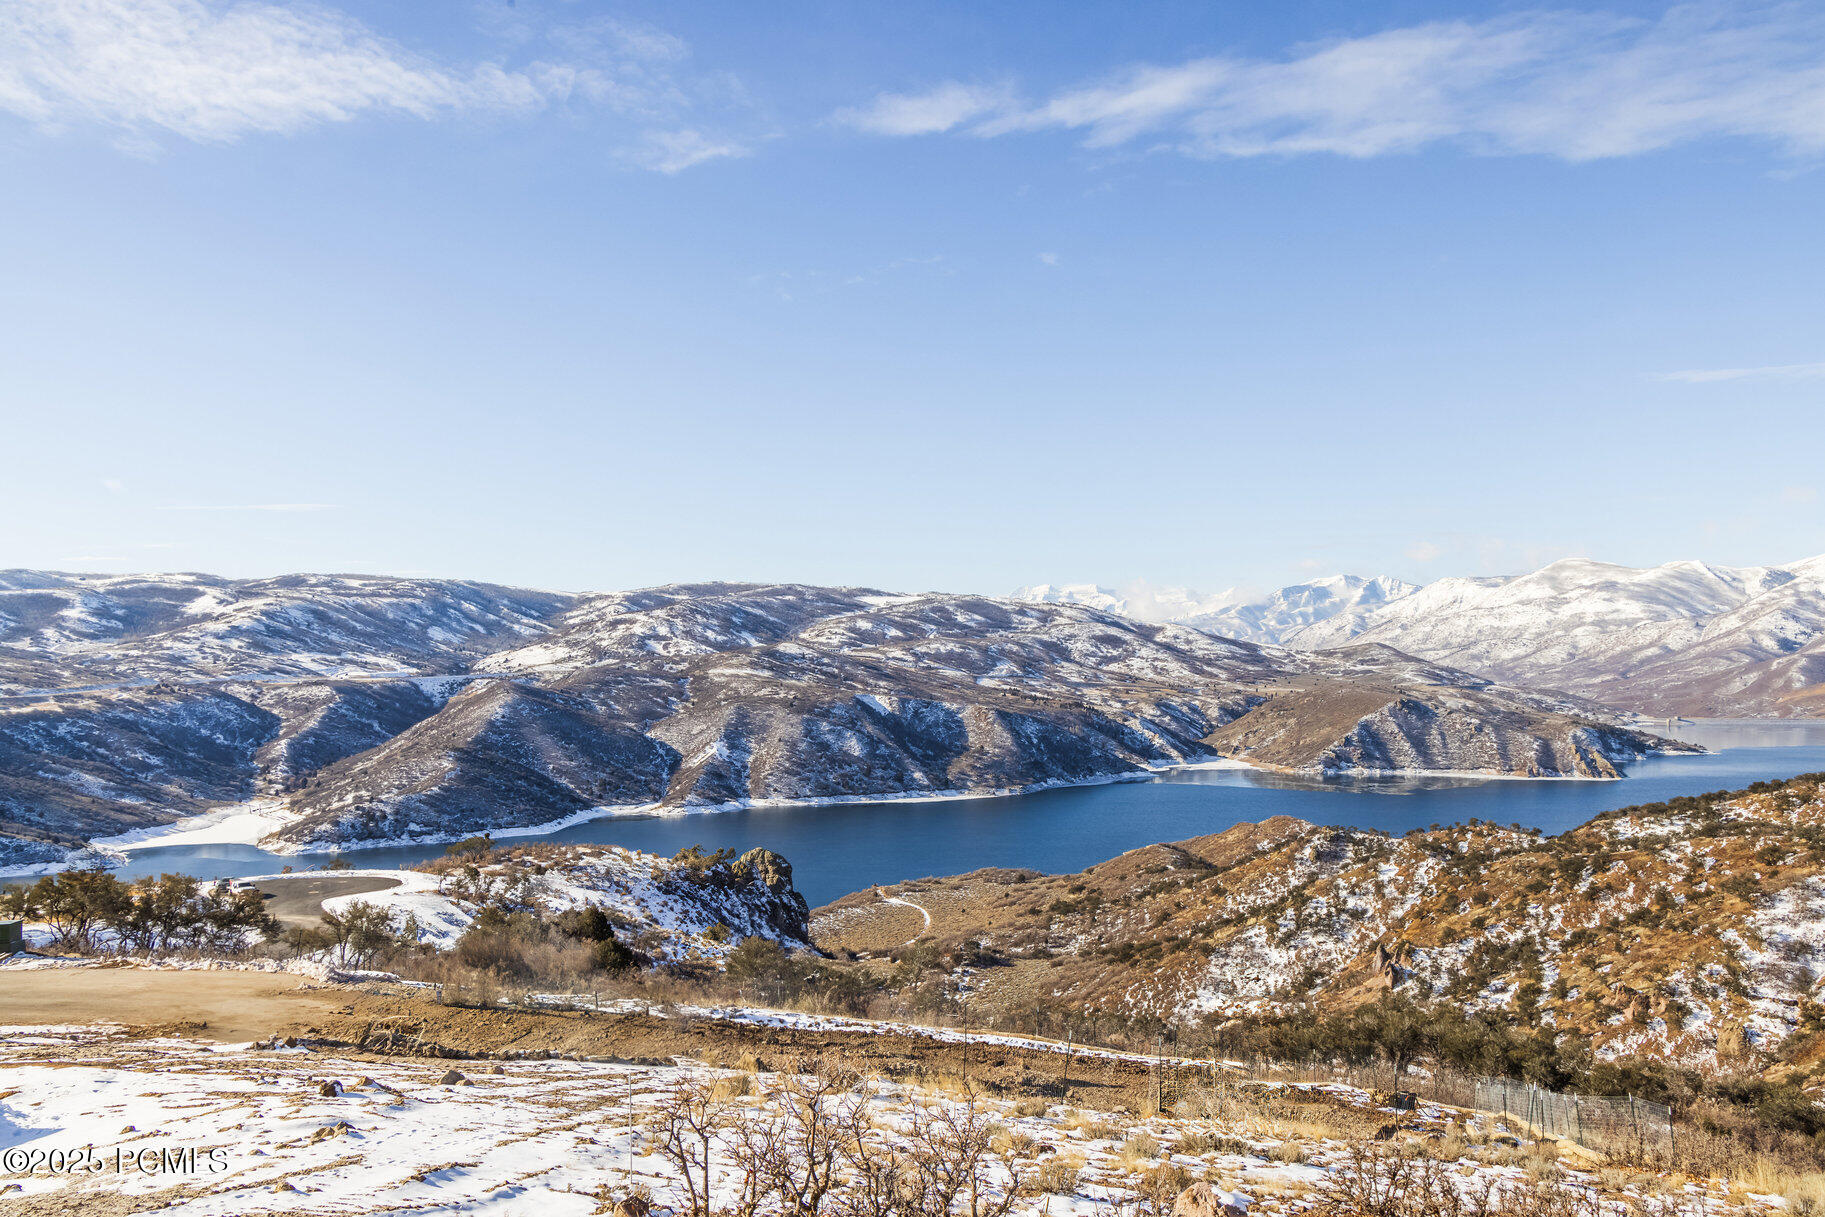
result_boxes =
[2,0,1822,597]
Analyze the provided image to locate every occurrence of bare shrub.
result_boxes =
[1030,1154,1083,1196]
[898,1094,1028,1217]
[649,1077,727,1217]
[766,1062,855,1216]
[1314,1146,1596,1217]
[1132,1162,1194,1213]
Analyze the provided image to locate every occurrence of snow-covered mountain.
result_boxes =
[1182,575,1419,643]
[1010,583,1253,624]
[0,574,1678,866]
[0,570,574,694]
[1013,576,1418,644]
[1308,556,1825,718]
[1021,556,1825,717]
[1009,583,1131,616]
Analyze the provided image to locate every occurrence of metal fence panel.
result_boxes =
[1474,1078,1672,1155]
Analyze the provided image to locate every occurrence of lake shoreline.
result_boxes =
[84,746,1641,866]
[9,720,1822,902]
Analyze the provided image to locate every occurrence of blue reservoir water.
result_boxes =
[106,719,1825,907]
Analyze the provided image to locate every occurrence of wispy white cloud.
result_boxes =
[160,502,339,512]
[836,4,1825,161]
[627,128,750,174]
[832,82,1012,136]
[0,0,558,143]
[1406,540,1443,562]
[1655,360,1825,382]
[0,0,748,167]
[1781,485,1819,505]
[1037,251,1060,266]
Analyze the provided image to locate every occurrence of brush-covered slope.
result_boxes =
[817,773,1825,1072]
[355,842,815,963]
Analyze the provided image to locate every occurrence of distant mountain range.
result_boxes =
[1016,555,1825,717]
[0,572,1680,867]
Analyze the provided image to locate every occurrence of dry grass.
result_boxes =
[711,1073,753,1099]
[1134,1161,1195,1209]
[1118,1131,1162,1170]
[1061,1109,1123,1141]
[1726,1159,1825,1213]
[1177,1128,1253,1157]
[1029,1153,1084,1196]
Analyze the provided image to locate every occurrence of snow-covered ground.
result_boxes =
[0,1026,1250,1216]
[1,1025,1765,1217]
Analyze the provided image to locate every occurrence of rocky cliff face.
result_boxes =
[0,574,1685,861]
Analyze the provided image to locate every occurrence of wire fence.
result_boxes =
[1473,1077,1674,1159]
[1205,1056,1675,1159]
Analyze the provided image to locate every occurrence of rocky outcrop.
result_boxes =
[393,842,818,959]
[733,848,811,941]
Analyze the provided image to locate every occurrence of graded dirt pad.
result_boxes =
[252,873,402,927]
[0,971,1165,1109]
[0,969,348,1044]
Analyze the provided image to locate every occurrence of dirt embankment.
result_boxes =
[301,994,1162,1109]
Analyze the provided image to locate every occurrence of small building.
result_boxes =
[0,919,23,953]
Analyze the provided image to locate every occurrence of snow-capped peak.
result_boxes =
[1012,574,1418,645]
[1009,583,1128,615]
